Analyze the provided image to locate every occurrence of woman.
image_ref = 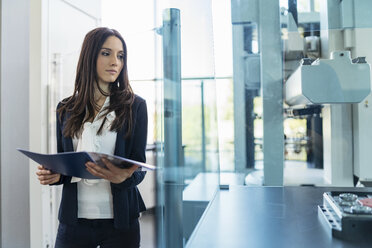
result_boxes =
[36,27,148,248]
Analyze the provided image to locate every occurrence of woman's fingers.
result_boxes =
[102,159,138,181]
[103,158,138,173]
[40,177,58,185]
[128,164,139,172]
[36,169,52,176]
[36,165,60,185]
[38,174,60,185]
[101,158,120,171]
[38,173,59,181]
[85,159,139,184]
[85,163,108,179]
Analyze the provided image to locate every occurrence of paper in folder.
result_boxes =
[17,148,156,179]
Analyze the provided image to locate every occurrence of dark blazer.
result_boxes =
[53,95,147,230]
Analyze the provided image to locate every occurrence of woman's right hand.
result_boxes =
[36,165,61,185]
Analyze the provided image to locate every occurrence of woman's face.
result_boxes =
[96,35,124,86]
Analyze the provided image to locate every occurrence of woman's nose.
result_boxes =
[110,55,119,66]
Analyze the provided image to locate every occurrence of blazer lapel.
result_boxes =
[61,111,74,152]
[114,127,126,157]
[65,137,74,152]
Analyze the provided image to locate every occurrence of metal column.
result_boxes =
[231,0,259,172]
[260,0,284,185]
[162,8,184,248]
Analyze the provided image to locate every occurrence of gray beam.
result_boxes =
[260,0,284,185]
[231,0,259,172]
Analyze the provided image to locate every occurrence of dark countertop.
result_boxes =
[186,186,372,248]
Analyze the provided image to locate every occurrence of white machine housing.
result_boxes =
[285,51,371,106]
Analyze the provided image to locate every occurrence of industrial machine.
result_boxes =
[232,0,372,186]
[284,0,372,186]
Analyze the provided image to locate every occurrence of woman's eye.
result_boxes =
[118,54,124,60]
[101,51,110,56]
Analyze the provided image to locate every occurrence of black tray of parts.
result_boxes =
[318,191,372,241]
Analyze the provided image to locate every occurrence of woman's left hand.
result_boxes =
[85,158,139,184]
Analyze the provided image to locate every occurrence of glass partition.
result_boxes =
[154,1,220,247]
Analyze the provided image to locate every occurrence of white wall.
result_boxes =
[1,0,30,247]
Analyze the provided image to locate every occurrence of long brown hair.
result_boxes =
[57,27,134,138]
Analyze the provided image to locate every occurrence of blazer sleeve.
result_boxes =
[112,99,148,189]
[51,103,72,185]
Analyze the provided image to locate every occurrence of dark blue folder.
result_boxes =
[18,149,99,179]
[17,148,156,179]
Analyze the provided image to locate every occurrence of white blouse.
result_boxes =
[72,97,117,219]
